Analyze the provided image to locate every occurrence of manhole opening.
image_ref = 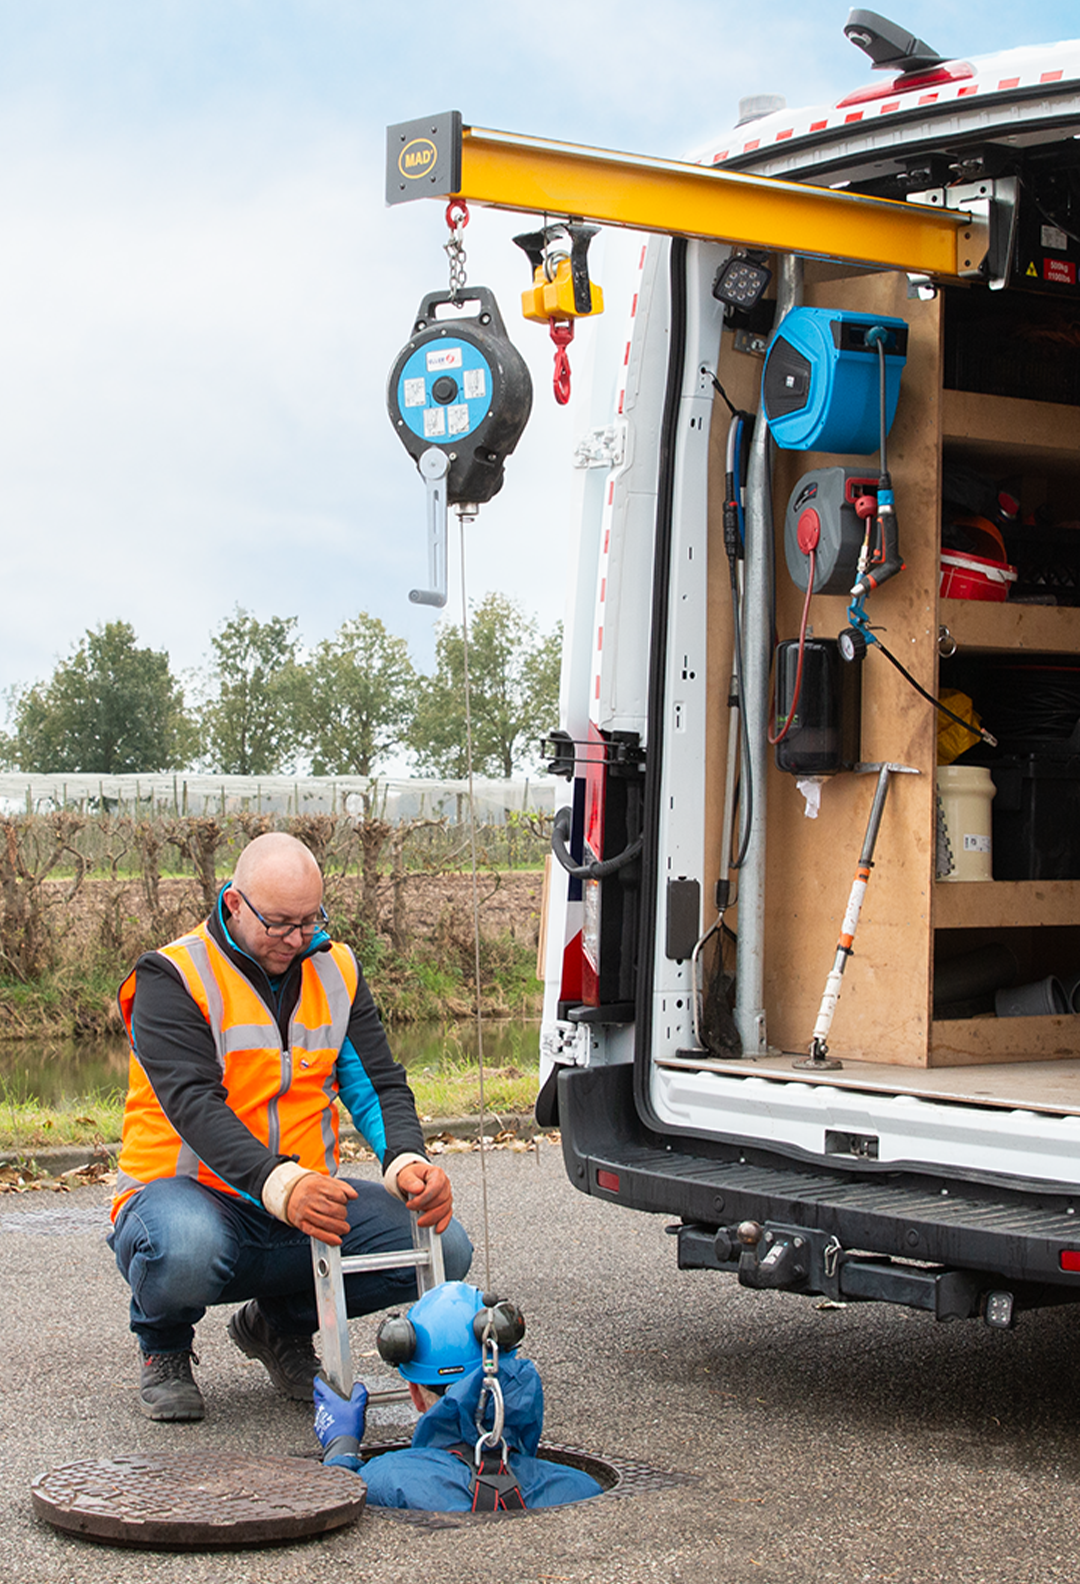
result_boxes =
[360,1439,694,1526]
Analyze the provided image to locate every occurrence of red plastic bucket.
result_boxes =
[939,550,1017,602]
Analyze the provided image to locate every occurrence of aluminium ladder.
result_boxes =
[310,1215,446,1405]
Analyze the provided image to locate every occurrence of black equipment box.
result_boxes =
[990,752,1080,881]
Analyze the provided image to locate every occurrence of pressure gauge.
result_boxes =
[838,625,868,663]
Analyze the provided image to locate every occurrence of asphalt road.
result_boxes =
[2,1138,1079,1584]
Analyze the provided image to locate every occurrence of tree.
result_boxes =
[410,593,561,779]
[300,612,416,778]
[8,621,194,773]
[196,608,302,775]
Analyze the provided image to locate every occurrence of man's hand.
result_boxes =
[396,1160,453,1233]
[314,1376,368,1471]
[286,1173,358,1244]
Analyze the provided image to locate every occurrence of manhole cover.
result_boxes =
[31,1452,366,1549]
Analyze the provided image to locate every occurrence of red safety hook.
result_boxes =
[444,199,470,231]
[549,320,574,405]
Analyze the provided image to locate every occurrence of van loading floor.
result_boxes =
[656,1052,1080,1117]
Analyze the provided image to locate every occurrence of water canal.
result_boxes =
[0,1020,541,1107]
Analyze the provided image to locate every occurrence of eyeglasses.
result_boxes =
[235,888,329,940]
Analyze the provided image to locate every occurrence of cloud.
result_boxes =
[1,0,1074,713]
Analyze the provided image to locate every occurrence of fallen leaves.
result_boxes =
[339,1128,559,1162]
[0,1141,116,1194]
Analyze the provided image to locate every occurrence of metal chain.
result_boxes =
[444,200,469,299]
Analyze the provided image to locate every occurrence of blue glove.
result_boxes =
[314,1377,368,1471]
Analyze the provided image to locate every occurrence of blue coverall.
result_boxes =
[362,1356,603,1511]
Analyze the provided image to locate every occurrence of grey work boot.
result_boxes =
[227,1300,320,1399]
[139,1349,205,1421]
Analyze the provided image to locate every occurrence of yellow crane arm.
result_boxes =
[387,114,983,280]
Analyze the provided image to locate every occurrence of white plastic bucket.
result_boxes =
[936,765,996,881]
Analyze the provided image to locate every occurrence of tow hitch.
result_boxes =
[676,1220,984,1319]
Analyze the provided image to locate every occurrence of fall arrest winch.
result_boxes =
[387,208,532,607]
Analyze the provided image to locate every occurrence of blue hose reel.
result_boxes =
[762,307,908,454]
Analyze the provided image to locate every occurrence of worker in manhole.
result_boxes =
[107,831,473,1421]
[314,1281,603,1511]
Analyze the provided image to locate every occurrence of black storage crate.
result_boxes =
[991,753,1080,880]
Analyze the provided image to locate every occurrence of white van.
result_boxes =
[538,9,1080,1324]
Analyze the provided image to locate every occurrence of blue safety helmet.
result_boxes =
[376,1281,524,1387]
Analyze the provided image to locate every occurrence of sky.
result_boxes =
[1,0,1078,713]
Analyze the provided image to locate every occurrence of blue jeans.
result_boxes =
[108,1176,473,1354]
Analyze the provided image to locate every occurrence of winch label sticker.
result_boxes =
[1044,258,1077,285]
[426,346,463,372]
[395,339,494,442]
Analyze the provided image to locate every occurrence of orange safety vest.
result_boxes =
[112,921,359,1221]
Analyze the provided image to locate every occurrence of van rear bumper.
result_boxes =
[557,1062,1080,1293]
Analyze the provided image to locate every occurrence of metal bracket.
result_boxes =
[906,177,1018,288]
[573,424,627,470]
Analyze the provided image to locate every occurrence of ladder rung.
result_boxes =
[366,1384,413,1406]
[339,1248,434,1275]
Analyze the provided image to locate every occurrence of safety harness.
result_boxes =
[446,1441,527,1512]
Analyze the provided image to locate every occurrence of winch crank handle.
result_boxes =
[409,447,449,609]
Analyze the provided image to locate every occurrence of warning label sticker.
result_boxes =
[403,377,426,408]
[463,367,486,400]
[447,404,471,435]
[423,407,446,438]
[1044,257,1077,285]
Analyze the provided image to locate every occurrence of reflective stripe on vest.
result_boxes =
[112,922,358,1220]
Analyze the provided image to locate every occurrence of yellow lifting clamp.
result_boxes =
[515,222,604,322]
[514,223,604,405]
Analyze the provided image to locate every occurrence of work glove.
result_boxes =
[313,1377,368,1472]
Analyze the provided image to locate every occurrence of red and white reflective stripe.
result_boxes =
[590,241,647,721]
[705,58,1078,165]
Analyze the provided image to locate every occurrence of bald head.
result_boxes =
[233,832,322,893]
[223,833,325,975]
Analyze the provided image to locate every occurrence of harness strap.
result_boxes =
[447,1442,527,1512]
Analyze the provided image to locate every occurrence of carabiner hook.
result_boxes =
[474,1372,506,1450]
[549,319,574,406]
